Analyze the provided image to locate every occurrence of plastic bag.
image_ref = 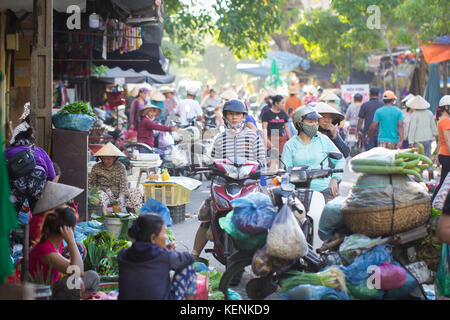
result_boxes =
[339,234,382,266]
[435,244,450,297]
[318,196,346,237]
[347,281,384,300]
[193,273,209,300]
[379,262,407,290]
[384,264,419,299]
[266,204,308,260]
[231,193,277,235]
[433,172,450,210]
[140,197,173,227]
[171,145,189,166]
[198,199,211,222]
[350,147,398,170]
[281,284,349,300]
[218,211,267,251]
[339,244,392,285]
[158,131,175,149]
[251,245,291,277]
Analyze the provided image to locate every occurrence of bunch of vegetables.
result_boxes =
[57,101,97,118]
[83,231,131,276]
[88,186,102,207]
[280,267,347,293]
[350,144,432,180]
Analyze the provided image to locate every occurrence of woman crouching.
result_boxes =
[118,213,196,300]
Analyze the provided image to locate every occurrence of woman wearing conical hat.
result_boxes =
[88,142,129,202]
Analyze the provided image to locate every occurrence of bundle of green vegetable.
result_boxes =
[280,267,347,293]
[57,101,97,118]
[350,144,432,180]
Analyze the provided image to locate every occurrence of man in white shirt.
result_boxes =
[201,89,221,110]
[176,88,203,125]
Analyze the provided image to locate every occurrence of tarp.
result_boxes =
[422,43,450,64]
[425,63,442,115]
[93,67,176,84]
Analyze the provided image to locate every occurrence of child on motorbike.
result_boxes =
[118,213,197,300]
[191,99,266,260]
[282,106,345,202]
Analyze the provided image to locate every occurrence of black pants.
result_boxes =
[432,154,450,201]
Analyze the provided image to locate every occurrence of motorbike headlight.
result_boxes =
[221,164,239,180]
[238,165,255,179]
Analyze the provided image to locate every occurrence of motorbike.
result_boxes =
[218,152,431,300]
[204,105,218,129]
[194,157,262,269]
[345,125,363,157]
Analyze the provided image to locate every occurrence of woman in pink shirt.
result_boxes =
[29,206,84,284]
[137,104,176,148]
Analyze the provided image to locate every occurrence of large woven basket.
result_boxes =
[342,198,431,237]
[52,113,96,132]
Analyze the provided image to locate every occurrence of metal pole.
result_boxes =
[21,224,29,282]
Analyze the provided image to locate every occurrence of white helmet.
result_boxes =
[439,95,450,107]
[187,87,198,96]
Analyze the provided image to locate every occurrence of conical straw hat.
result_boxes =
[32,182,84,214]
[406,95,430,110]
[319,91,340,102]
[94,142,126,157]
[151,90,166,102]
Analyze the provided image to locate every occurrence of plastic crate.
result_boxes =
[168,204,186,224]
[142,182,190,207]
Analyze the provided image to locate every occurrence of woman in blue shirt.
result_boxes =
[282,106,345,201]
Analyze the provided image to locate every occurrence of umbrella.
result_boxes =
[270,60,283,88]
[0,130,18,283]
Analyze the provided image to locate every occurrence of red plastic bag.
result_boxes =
[379,263,406,290]
[193,272,209,300]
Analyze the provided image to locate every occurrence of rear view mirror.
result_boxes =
[328,152,343,160]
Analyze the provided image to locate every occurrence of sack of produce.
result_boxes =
[266,204,308,260]
[231,193,277,235]
[281,284,349,300]
[378,263,407,290]
[347,281,384,300]
[218,211,267,251]
[251,245,291,277]
[319,196,346,238]
[349,147,433,180]
[338,234,382,266]
[280,267,347,293]
[340,244,392,285]
[384,264,418,299]
[341,173,431,237]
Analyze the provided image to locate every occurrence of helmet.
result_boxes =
[222,99,247,115]
[187,87,198,96]
[292,105,322,125]
[439,95,450,107]
[314,102,344,124]
[382,90,397,100]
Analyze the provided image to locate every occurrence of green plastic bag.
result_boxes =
[218,211,267,251]
[347,281,384,300]
[435,244,450,297]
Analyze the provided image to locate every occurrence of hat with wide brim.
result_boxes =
[406,95,430,110]
[314,102,344,123]
[288,84,300,94]
[138,104,163,117]
[32,181,84,214]
[160,86,175,94]
[220,90,238,101]
[319,91,340,102]
[94,142,126,157]
[401,93,415,103]
[151,91,166,102]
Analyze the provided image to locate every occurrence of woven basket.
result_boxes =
[342,198,431,237]
[52,113,96,132]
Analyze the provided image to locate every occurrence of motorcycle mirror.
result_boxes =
[328,152,343,160]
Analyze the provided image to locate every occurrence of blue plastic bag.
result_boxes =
[231,193,277,235]
[319,196,346,237]
[339,244,393,285]
[281,284,349,300]
[140,197,173,227]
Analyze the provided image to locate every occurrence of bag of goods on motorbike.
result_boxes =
[251,245,291,277]
[280,267,347,294]
[347,281,384,300]
[384,264,419,299]
[218,211,267,251]
[231,193,277,235]
[281,284,349,300]
[432,172,450,210]
[349,147,432,180]
[338,234,382,266]
[318,196,346,239]
[341,173,431,237]
[339,244,392,285]
[378,263,407,290]
[435,244,450,298]
[266,204,308,260]
[157,131,175,148]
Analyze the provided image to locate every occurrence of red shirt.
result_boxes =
[137,116,172,147]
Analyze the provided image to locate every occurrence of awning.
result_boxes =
[93,67,175,84]
[0,0,86,12]
[422,42,450,64]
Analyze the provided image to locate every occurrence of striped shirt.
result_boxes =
[211,127,266,166]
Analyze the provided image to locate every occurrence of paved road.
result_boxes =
[170,159,358,299]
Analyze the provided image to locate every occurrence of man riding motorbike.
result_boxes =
[282,106,345,202]
[191,99,266,260]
